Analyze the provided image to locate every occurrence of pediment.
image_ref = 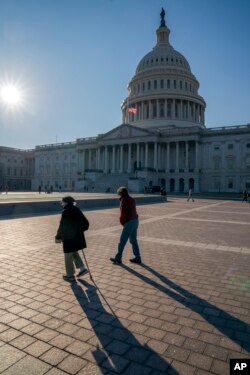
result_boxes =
[100,124,154,141]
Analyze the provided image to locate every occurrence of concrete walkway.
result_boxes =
[0,198,249,374]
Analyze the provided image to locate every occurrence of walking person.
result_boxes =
[187,188,194,202]
[110,186,141,264]
[55,196,89,282]
[242,190,248,202]
[38,185,42,194]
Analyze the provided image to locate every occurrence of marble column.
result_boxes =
[104,146,108,173]
[97,148,101,170]
[157,100,160,118]
[127,144,132,173]
[88,149,92,169]
[172,99,175,119]
[195,141,199,172]
[185,142,189,171]
[112,146,115,173]
[175,142,179,172]
[164,99,168,119]
[145,143,148,169]
[166,143,170,172]
[136,143,140,169]
[119,145,123,173]
[82,150,86,173]
[154,142,157,170]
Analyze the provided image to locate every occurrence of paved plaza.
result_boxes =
[0,198,249,374]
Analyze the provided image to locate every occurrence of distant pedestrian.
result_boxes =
[242,190,248,202]
[5,184,9,194]
[248,191,250,204]
[55,196,89,282]
[0,185,2,194]
[38,185,42,194]
[187,188,194,202]
[110,186,141,265]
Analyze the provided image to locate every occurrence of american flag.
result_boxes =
[128,106,137,114]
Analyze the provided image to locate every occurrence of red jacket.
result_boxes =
[119,195,138,225]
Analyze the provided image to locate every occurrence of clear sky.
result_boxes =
[0,0,249,149]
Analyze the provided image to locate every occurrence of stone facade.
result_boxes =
[0,147,34,190]
[1,10,250,193]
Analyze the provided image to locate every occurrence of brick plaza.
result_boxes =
[0,198,249,374]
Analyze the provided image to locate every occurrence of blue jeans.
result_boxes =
[116,219,140,261]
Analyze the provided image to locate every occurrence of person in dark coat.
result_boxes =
[110,186,141,265]
[242,190,248,202]
[55,196,89,282]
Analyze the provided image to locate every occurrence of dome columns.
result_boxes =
[123,98,205,126]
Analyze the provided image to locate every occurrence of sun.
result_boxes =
[0,83,23,108]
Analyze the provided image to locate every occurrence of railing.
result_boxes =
[36,141,76,150]
[205,124,250,132]
[76,136,98,143]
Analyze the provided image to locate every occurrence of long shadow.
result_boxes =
[121,264,250,352]
[71,279,179,374]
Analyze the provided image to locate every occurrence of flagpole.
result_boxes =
[126,90,129,124]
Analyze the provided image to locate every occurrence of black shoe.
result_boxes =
[130,257,142,264]
[62,275,76,282]
[110,257,122,264]
[77,268,88,277]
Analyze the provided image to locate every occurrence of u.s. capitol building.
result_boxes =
[1,10,250,193]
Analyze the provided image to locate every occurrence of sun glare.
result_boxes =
[0,83,23,108]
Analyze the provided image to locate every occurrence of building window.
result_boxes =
[214,159,221,169]
[228,178,233,189]
[154,80,157,89]
[148,81,151,90]
[180,81,183,90]
[185,82,188,91]
[228,144,234,149]
[167,80,170,89]
[174,80,176,89]
[146,104,149,118]
[137,84,140,93]
[160,80,164,88]
[142,82,145,91]
[214,145,220,151]
[246,143,250,148]
[227,160,234,169]
[213,178,221,190]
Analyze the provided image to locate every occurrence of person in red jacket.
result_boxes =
[110,186,141,264]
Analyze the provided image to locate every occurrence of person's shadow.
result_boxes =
[121,263,250,352]
[71,279,179,374]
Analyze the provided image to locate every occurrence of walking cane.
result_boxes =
[81,249,93,281]
[81,249,117,316]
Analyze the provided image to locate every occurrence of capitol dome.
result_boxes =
[121,9,206,130]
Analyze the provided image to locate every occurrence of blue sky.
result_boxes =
[0,0,249,149]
